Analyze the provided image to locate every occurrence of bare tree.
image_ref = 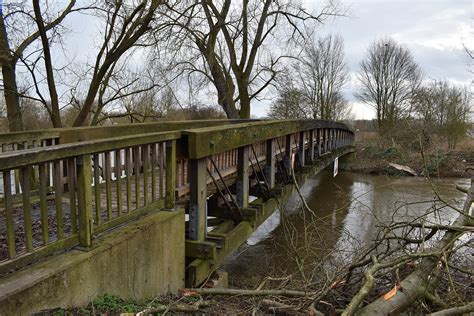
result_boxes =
[413,80,471,149]
[297,34,349,120]
[356,38,422,133]
[158,0,340,119]
[0,0,76,131]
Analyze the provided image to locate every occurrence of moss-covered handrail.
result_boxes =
[184,119,353,159]
[0,130,181,170]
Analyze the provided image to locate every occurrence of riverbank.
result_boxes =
[340,135,473,178]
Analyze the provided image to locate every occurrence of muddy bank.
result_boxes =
[340,139,473,178]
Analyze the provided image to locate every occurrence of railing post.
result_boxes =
[284,134,293,175]
[189,158,207,240]
[317,129,321,157]
[264,139,276,189]
[308,129,315,163]
[76,154,93,248]
[236,146,249,208]
[165,139,176,209]
[323,129,327,153]
[298,131,305,167]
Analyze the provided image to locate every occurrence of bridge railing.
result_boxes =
[0,130,180,275]
[182,120,354,241]
[0,119,354,276]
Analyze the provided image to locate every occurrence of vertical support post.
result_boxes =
[298,131,305,168]
[323,129,327,153]
[236,146,249,208]
[165,139,176,209]
[264,138,276,189]
[284,134,293,175]
[189,158,207,240]
[308,129,315,163]
[77,154,93,248]
[317,129,321,157]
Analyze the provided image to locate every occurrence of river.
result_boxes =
[223,170,470,288]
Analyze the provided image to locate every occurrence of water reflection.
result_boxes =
[224,171,468,286]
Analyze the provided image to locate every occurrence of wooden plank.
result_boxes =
[188,158,207,240]
[3,171,16,258]
[265,139,276,189]
[93,154,101,224]
[38,164,49,245]
[115,150,123,215]
[185,240,217,260]
[151,143,157,202]
[77,154,93,247]
[104,151,112,220]
[184,120,351,159]
[236,146,249,208]
[125,148,132,212]
[54,161,64,239]
[0,131,181,170]
[67,158,77,234]
[143,145,149,206]
[165,140,176,209]
[20,167,33,252]
[158,143,164,200]
[134,147,140,208]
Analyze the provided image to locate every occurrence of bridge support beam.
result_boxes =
[298,131,305,167]
[236,146,249,208]
[284,134,294,176]
[317,128,321,157]
[189,158,207,240]
[308,129,315,163]
[264,139,276,189]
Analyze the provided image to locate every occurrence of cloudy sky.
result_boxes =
[252,0,472,119]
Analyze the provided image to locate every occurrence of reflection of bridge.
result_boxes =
[0,119,354,313]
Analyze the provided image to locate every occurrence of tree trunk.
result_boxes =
[0,11,23,132]
[237,81,251,119]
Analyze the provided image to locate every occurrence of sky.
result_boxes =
[251,0,473,119]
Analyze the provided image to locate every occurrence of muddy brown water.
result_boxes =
[223,170,470,287]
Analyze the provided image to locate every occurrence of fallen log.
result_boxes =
[388,162,417,176]
[346,178,473,315]
[185,287,319,297]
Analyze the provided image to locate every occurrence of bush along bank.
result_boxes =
[339,138,473,178]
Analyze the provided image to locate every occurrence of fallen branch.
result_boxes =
[185,287,319,297]
[352,179,473,315]
[428,301,474,316]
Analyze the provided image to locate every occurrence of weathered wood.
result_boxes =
[93,154,101,224]
[3,171,16,258]
[53,161,64,239]
[264,139,276,189]
[143,145,149,206]
[185,240,217,260]
[67,158,78,233]
[165,140,176,209]
[104,152,113,220]
[77,154,93,247]
[38,164,49,245]
[0,131,181,170]
[236,146,249,208]
[298,131,305,167]
[125,148,132,212]
[134,147,140,208]
[188,158,207,240]
[284,134,293,175]
[115,150,123,214]
[151,144,157,202]
[20,167,33,252]
[184,120,351,159]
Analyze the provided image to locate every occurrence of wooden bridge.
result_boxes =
[0,119,354,312]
